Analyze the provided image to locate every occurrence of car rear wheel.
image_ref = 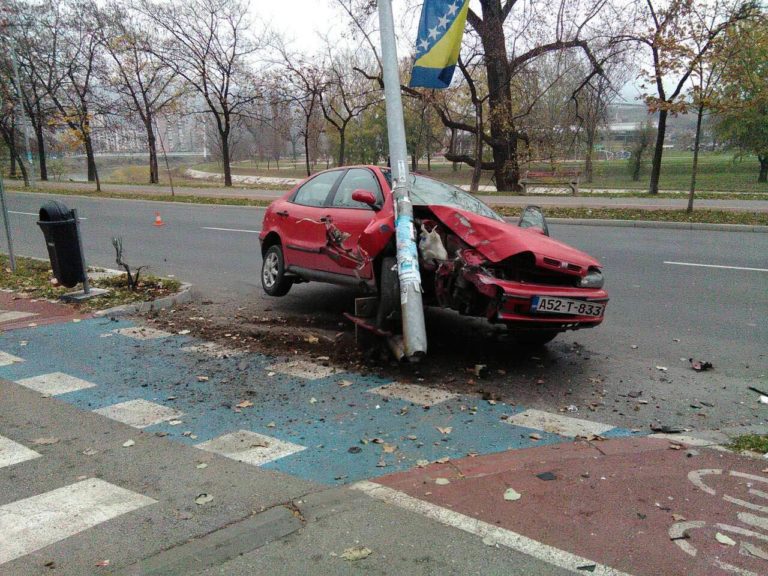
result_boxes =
[262,245,293,296]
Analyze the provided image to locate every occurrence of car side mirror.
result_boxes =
[351,189,379,209]
[518,205,550,236]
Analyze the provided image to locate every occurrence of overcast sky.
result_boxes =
[259,1,641,102]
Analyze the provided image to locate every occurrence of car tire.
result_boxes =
[513,330,558,347]
[262,244,293,297]
[376,256,400,332]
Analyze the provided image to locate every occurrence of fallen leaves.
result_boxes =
[195,493,214,505]
[435,478,450,485]
[122,439,135,448]
[503,488,522,501]
[436,426,452,435]
[31,437,60,445]
[235,400,254,409]
[689,358,713,372]
[341,546,372,561]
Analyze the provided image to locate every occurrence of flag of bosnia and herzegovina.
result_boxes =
[409,0,470,89]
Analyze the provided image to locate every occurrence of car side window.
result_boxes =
[292,171,342,207]
[331,168,382,209]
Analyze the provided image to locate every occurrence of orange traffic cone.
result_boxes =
[153,212,165,227]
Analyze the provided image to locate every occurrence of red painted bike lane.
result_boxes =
[0,291,90,331]
[374,437,768,575]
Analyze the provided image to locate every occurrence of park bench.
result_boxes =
[520,170,580,195]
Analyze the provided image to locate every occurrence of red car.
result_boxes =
[259,166,608,345]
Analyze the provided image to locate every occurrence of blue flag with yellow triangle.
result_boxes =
[409,0,470,89]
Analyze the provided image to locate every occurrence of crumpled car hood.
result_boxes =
[428,205,602,270]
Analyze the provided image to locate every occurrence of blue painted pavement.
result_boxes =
[0,318,637,485]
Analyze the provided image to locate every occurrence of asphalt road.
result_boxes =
[2,190,767,430]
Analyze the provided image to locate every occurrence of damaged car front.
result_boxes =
[397,173,609,345]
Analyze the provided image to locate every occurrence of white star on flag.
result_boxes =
[418,39,430,51]
[447,2,460,17]
[437,14,450,28]
[428,26,439,40]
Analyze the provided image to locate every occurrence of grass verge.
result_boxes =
[493,206,768,226]
[0,255,182,313]
[728,434,768,455]
[6,184,767,226]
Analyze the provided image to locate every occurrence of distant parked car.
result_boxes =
[259,166,608,345]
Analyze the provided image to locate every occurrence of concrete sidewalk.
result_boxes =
[6,179,768,212]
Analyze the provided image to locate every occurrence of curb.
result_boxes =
[93,281,193,318]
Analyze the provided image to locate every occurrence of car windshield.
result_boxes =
[382,170,504,222]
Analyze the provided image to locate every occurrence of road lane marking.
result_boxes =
[0,351,24,367]
[0,478,155,565]
[0,435,40,469]
[664,261,768,273]
[369,383,458,406]
[353,481,634,576]
[201,226,261,234]
[195,430,305,466]
[8,211,87,220]
[16,372,97,396]
[505,409,614,438]
[93,399,183,429]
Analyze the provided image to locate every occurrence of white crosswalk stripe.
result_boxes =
[16,372,97,396]
[0,478,156,565]
[93,399,184,429]
[196,430,305,466]
[505,409,614,438]
[0,351,24,367]
[0,435,40,469]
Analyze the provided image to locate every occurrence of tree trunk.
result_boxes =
[648,109,667,194]
[480,7,521,192]
[35,123,48,181]
[686,104,705,213]
[338,131,346,167]
[584,128,595,184]
[470,111,483,194]
[303,131,311,177]
[427,151,431,171]
[83,133,98,184]
[146,115,159,184]
[221,131,233,186]
[411,153,418,172]
[9,148,16,178]
[759,155,767,183]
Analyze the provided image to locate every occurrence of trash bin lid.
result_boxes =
[39,200,74,222]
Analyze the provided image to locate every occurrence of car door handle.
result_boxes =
[276,210,289,217]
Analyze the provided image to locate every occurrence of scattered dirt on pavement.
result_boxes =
[142,298,765,434]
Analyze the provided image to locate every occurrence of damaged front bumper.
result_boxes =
[478,275,609,330]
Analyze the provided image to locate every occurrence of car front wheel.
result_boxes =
[262,244,293,296]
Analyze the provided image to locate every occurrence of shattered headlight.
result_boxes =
[578,269,604,288]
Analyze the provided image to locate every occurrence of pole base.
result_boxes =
[61,288,109,302]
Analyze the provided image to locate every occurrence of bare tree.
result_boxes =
[319,44,380,167]
[141,0,266,186]
[5,1,56,181]
[34,0,104,189]
[275,44,326,176]
[624,0,756,194]
[98,2,184,184]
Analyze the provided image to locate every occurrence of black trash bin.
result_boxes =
[37,201,85,288]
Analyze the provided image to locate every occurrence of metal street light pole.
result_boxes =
[377,0,427,359]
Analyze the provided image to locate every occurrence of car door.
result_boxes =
[322,167,384,278]
[281,170,343,269]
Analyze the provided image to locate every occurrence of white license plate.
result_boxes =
[531,296,605,317]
